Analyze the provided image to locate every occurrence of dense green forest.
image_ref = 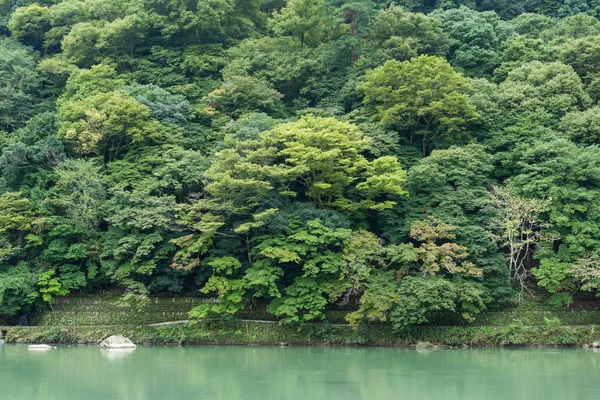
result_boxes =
[2,0,600,329]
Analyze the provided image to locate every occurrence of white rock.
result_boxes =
[28,344,56,350]
[100,335,137,349]
[593,342,599,348]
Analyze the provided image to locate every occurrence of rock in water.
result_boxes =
[100,335,137,349]
[416,342,438,350]
[28,344,56,350]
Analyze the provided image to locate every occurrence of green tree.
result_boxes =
[8,4,51,50]
[0,263,38,318]
[222,37,323,101]
[175,116,406,288]
[390,276,485,330]
[325,0,377,62]
[560,106,600,144]
[271,0,338,47]
[0,38,40,131]
[366,5,449,64]
[512,13,555,38]
[0,192,38,263]
[509,138,600,294]
[358,55,478,156]
[431,6,514,77]
[410,217,482,278]
[203,76,284,118]
[381,145,512,304]
[497,61,591,129]
[37,268,68,307]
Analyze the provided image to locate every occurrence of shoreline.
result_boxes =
[2,321,600,348]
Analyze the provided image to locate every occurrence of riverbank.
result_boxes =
[3,295,600,347]
[3,321,600,347]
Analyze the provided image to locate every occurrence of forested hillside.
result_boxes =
[2,0,600,329]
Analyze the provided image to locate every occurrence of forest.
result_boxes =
[2,0,600,330]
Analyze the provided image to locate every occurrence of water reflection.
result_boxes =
[1,346,600,400]
[100,348,136,361]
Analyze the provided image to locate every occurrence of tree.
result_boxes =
[560,35,600,84]
[8,4,51,50]
[222,37,323,101]
[410,217,483,278]
[0,38,40,131]
[367,5,449,63]
[0,263,38,318]
[51,159,106,230]
[203,76,284,118]
[58,90,163,161]
[358,55,479,156]
[512,13,555,38]
[0,192,37,263]
[126,84,191,126]
[326,0,377,62]
[60,22,103,67]
[560,106,600,144]
[555,13,600,39]
[271,0,337,47]
[37,268,68,308]
[489,185,552,296]
[390,275,485,330]
[36,159,107,296]
[509,138,600,294]
[173,116,407,269]
[0,112,64,191]
[431,6,514,77]
[497,61,591,129]
[345,271,399,327]
[381,145,513,305]
[569,254,600,294]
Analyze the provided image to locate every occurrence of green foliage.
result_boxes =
[0,38,40,131]
[0,192,37,263]
[3,0,600,330]
[365,5,449,64]
[358,55,478,156]
[271,0,339,47]
[204,76,284,118]
[267,277,328,324]
[560,106,600,144]
[498,61,591,128]
[0,263,38,317]
[510,139,600,293]
[346,271,399,327]
[37,268,68,305]
[8,4,51,50]
[432,6,514,78]
[390,276,486,331]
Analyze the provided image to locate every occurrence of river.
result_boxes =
[1,345,599,399]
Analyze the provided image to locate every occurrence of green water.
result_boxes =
[1,345,600,400]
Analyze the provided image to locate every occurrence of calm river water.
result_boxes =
[1,345,600,399]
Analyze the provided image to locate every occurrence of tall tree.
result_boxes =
[358,55,478,156]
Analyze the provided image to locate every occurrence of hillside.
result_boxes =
[2,0,600,332]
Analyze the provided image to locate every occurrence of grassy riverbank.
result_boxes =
[2,295,600,347]
[3,321,600,347]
